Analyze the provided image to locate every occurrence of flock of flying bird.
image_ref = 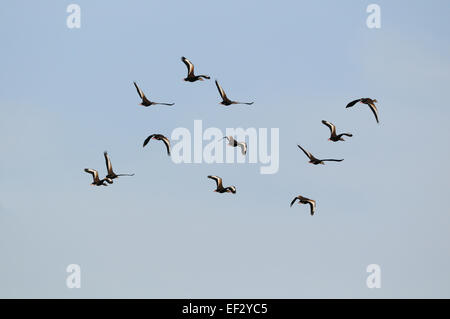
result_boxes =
[84,56,380,216]
[291,97,379,215]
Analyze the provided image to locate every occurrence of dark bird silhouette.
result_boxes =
[84,168,111,186]
[297,145,343,165]
[290,195,316,215]
[215,80,253,106]
[181,56,210,82]
[208,175,236,194]
[143,134,171,156]
[133,82,174,107]
[321,120,353,142]
[346,98,379,123]
[103,151,134,183]
[223,136,247,155]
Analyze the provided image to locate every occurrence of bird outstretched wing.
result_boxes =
[322,159,344,162]
[143,134,156,147]
[133,81,145,99]
[152,102,175,106]
[321,120,336,135]
[215,80,228,100]
[226,186,236,194]
[346,99,361,108]
[208,175,223,189]
[160,136,171,156]
[238,142,247,155]
[103,151,113,175]
[368,103,379,123]
[84,168,99,182]
[181,56,194,76]
[306,199,316,215]
[297,145,313,160]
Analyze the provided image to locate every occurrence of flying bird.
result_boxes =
[297,145,343,165]
[181,56,210,82]
[208,175,236,194]
[143,134,171,156]
[290,195,316,215]
[103,151,134,183]
[346,98,379,123]
[215,80,254,106]
[133,82,175,107]
[321,120,353,142]
[84,168,111,186]
[223,136,247,155]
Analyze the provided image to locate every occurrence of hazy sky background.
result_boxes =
[1,0,450,298]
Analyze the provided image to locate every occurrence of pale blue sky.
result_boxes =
[1,0,450,298]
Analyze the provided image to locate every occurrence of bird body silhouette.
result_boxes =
[322,120,353,142]
[181,56,210,82]
[290,195,316,215]
[223,136,247,155]
[346,98,379,123]
[208,175,236,194]
[84,168,111,186]
[143,134,171,156]
[103,151,134,183]
[133,82,174,107]
[215,80,253,106]
[297,145,343,165]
